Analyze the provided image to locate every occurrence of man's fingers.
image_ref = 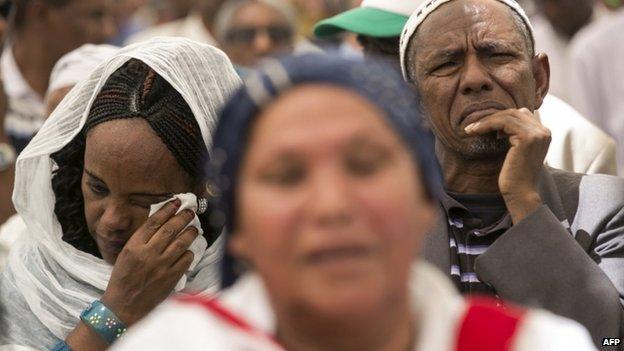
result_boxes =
[518,107,532,115]
[464,108,536,134]
[147,209,195,253]
[135,198,181,244]
[465,111,551,147]
[465,113,525,135]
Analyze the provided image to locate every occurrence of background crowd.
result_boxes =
[0,0,623,350]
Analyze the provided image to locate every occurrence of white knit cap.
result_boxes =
[47,44,120,95]
[399,0,534,79]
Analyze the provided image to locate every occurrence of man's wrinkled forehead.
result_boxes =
[400,0,535,79]
[413,0,525,56]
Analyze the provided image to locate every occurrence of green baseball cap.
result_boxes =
[314,0,420,39]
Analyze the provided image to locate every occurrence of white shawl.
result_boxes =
[111,262,596,351]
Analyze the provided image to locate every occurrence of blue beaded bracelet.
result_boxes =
[80,300,127,344]
[50,340,72,351]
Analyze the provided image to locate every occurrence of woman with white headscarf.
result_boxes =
[0,37,240,350]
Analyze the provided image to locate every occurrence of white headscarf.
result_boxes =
[399,0,534,79]
[1,37,241,348]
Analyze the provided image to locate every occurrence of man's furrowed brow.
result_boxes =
[475,40,519,53]
[423,47,464,64]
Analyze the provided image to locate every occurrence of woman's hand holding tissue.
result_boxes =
[100,198,199,326]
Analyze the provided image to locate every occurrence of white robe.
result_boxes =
[569,9,624,175]
[113,262,596,351]
[539,95,617,175]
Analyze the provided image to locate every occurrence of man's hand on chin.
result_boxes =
[465,107,551,224]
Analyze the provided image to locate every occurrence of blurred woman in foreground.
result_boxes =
[113,54,595,351]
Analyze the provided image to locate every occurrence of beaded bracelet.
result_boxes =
[50,340,72,351]
[80,300,127,344]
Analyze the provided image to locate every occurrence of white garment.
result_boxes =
[47,44,120,95]
[125,13,217,46]
[539,95,617,175]
[113,262,596,351]
[531,8,607,103]
[569,9,624,174]
[0,214,26,272]
[0,38,240,349]
[0,46,45,148]
[532,14,572,102]
[0,346,37,351]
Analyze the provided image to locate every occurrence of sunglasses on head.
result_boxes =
[225,26,293,45]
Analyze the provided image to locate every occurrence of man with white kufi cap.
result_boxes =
[313,0,617,176]
[400,0,624,347]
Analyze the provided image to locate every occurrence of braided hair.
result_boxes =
[51,59,215,257]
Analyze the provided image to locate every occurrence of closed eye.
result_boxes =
[130,195,173,210]
[488,51,516,61]
[436,61,457,69]
[88,181,108,196]
[431,61,459,75]
[130,199,158,210]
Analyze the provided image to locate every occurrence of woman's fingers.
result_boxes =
[170,250,195,272]
[134,199,181,244]
[147,209,195,253]
[162,226,200,264]
[104,203,201,326]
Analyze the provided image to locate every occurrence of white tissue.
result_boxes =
[148,193,208,291]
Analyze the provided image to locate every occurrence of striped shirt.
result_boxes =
[442,192,512,296]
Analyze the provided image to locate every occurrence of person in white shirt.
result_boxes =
[0,0,116,228]
[112,53,595,351]
[44,43,119,116]
[1,0,115,153]
[569,8,624,174]
[531,0,598,102]
[125,0,221,46]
